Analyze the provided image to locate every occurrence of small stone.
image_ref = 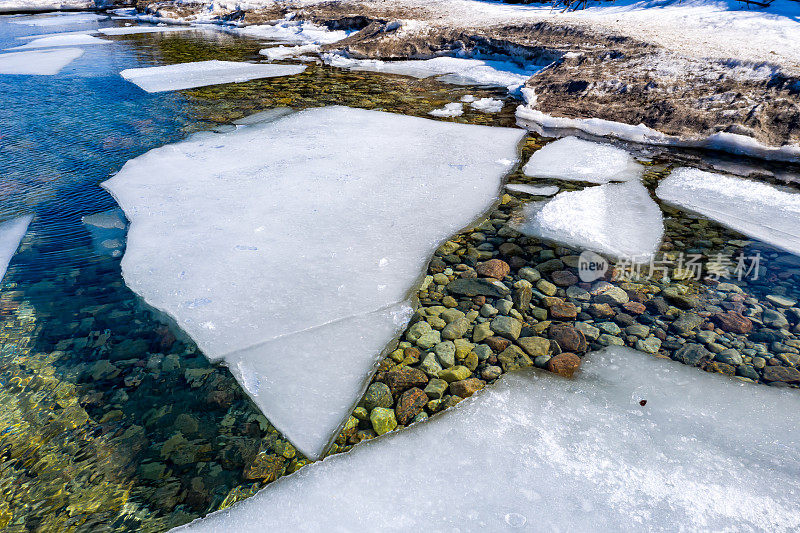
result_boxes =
[673,343,712,366]
[370,407,397,435]
[449,378,485,398]
[434,341,456,368]
[536,279,557,296]
[476,259,510,279]
[423,378,448,399]
[481,365,502,380]
[566,285,591,301]
[364,382,394,411]
[464,351,479,371]
[551,270,578,287]
[516,336,550,357]
[625,324,650,339]
[353,407,369,420]
[766,295,797,308]
[454,338,474,359]
[395,388,428,425]
[597,334,624,346]
[474,344,493,361]
[713,311,752,334]
[438,365,472,383]
[381,367,428,395]
[762,365,800,383]
[491,316,522,340]
[588,303,615,318]
[472,322,493,342]
[671,312,705,335]
[497,345,533,372]
[518,267,541,283]
[480,303,498,317]
[547,353,581,378]
[574,322,600,341]
[416,330,442,350]
[716,348,743,366]
[762,309,789,329]
[446,278,510,298]
[550,324,587,353]
[433,272,450,285]
[623,301,646,315]
[636,336,662,354]
[485,336,511,352]
[420,353,443,376]
[598,322,621,335]
[440,308,466,323]
[594,286,629,305]
[495,299,514,315]
[513,286,533,311]
[442,296,458,308]
[696,330,718,345]
[550,301,579,320]
[91,360,120,381]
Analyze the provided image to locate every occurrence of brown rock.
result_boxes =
[381,367,428,395]
[703,361,736,376]
[549,324,587,353]
[551,270,579,287]
[547,353,582,378]
[713,311,753,334]
[395,387,428,425]
[588,303,615,318]
[449,378,486,398]
[485,336,511,352]
[622,301,646,315]
[476,259,510,280]
[498,242,524,257]
[473,295,486,306]
[497,345,533,372]
[550,301,579,320]
[763,365,800,383]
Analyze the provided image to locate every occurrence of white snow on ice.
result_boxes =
[97,25,194,36]
[102,106,523,458]
[175,346,800,533]
[0,47,83,75]
[15,29,98,40]
[505,183,559,197]
[119,60,306,92]
[6,33,110,50]
[9,13,107,26]
[0,215,33,284]
[323,54,542,92]
[258,44,320,61]
[656,167,800,256]
[428,102,463,117]
[517,181,664,261]
[523,136,643,183]
[236,19,351,44]
[469,97,503,113]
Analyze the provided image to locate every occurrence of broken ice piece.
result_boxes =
[523,136,644,183]
[0,215,33,283]
[0,48,83,75]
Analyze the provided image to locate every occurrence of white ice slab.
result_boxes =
[517,181,663,261]
[16,29,98,40]
[0,215,33,283]
[323,54,541,92]
[97,25,193,36]
[176,346,800,533]
[0,47,83,75]
[656,167,800,256]
[103,106,523,458]
[523,136,644,183]
[428,102,463,117]
[9,13,107,26]
[237,20,351,45]
[470,97,503,113]
[119,60,306,93]
[83,208,127,258]
[6,33,110,50]
[258,44,320,61]
[505,183,559,196]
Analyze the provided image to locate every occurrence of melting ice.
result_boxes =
[523,136,644,183]
[0,48,83,75]
[103,106,524,458]
[0,215,32,283]
[6,33,110,50]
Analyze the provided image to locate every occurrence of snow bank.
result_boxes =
[9,13,107,26]
[0,47,83,75]
[323,54,542,92]
[6,33,110,50]
[236,19,351,44]
[656,167,800,256]
[98,26,194,36]
[0,215,33,283]
[517,181,663,261]
[102,106,523,458]
[505,183,559,196]
[175,346,800,532]
[119,60,306,92]
[523,136,643,183]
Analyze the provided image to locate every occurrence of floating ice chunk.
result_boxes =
[505,183,559,196]
[16,29,98,40]
[0,48,83,75]
[428,102,463,117]
[523,136,644,183]
[517,181,663,261]
[237,20,351,44]
[6,33,110,50]
[119,60,306,93]
[323,54,542,92]
[97,25,193,36]
[82,208,127,258]
[0,215,33,283]
[9,13,107,26]
[102,106,524,458]
[470,97,503,113]
[176,346,800,533]
[656,167,800,256]
[258,44,320,61]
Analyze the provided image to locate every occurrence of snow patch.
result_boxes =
[0,215,33,284]
[0,47,83,75]
[428,102,463,117]
[656,167,800,256]
[258,44,320,61]
[469,97,503,113]
[236,19,351,44]
[523,136,643,183]
[102,106,524,458]
[119,60,306,92]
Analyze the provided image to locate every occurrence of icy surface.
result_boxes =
[523,136,643,183]
[505,183,559,196]
[428,102,463,117]
[0,215,33,284]
[82,209,127,258]
[469,97,503,113]
[119,60,306,92]
[103,106,523,457]
[98,25,193,36]
[176,346,800,533]
[0,48,83,75]
[517,181,663,261]
[9,13,107,26]
[236,19,351,44]
[656,167,800,256]
[6,33,110,50]
[323,54,541,92]
[258,44,320,61]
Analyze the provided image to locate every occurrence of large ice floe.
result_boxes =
[656,167,800,256]
[119,60,306,93]
[102,106,524,458]
[9,13,107,26]
[0,47,83,75]
[97,25,194,36]
[6,33,110,50]
[176,346,800,532]
[517,181,664,261]
[523,136,644,183]
[235,19,351,44]
[0,215,33,283]
[323,54,542,92]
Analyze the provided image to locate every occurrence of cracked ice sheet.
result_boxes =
[517,181,664,262]
[119,60,306,93]
[323,54,541,92]
[0,48,83,75]
[176,346,800,532]
[523,136,643,183]
[6,34,110,50]
[0,215,33,283]
[656,167,800,256]
[102,106,523,458]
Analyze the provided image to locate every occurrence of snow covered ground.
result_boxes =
[102,106,524,459]
[175,346,800,532]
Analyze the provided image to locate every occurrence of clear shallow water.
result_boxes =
[1,10,800,533]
